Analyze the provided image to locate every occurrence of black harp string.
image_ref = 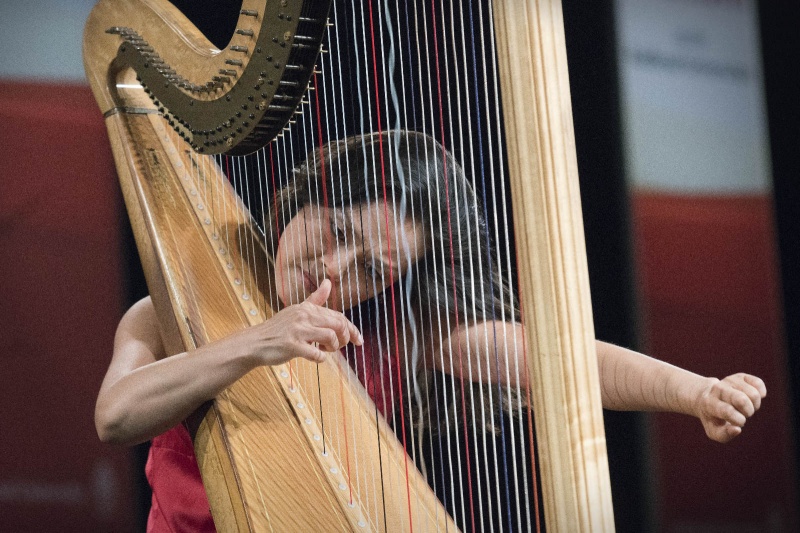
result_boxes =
[376,0,419,508]
[310,71,352,470]
[316,30,351,499]
[326,3,368,510]
[172,0,550,529]
[307,46,353,477]
[290,117,330,454]
[407,0,452,521]
[441,1,492,527]
[427,1,468,525]
[346,0,393,522]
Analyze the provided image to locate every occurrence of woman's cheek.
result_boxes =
[274,242,292,305]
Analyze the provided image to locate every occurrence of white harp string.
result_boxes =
[170,1,548,530]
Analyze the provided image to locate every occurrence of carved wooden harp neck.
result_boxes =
[84,0,330,154]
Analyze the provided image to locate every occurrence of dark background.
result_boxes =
[0,0,796,531]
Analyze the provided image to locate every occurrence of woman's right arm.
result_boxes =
[95,279,361,446]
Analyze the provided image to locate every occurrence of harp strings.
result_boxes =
[323,4,360,508]
[388,1,429,520]
[409,0,459,524]
[175,0,545,530]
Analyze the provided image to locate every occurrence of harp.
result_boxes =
[83,0,614,531]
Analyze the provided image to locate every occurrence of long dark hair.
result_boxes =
[272,130,517,325]
[270,130,522,434]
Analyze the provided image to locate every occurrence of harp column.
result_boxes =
[493,1,616,531]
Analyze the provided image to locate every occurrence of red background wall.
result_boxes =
[0,80,795,531]
[0,81,139,532]
[632,192,798,531]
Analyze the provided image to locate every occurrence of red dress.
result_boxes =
[143,328,534,532]
[144,328,391,533]
[145,423,216,532]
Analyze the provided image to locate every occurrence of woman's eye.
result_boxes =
[330,218,346,242]
[365,263,379,279]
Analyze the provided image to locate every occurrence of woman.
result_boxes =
[96,131,766,532]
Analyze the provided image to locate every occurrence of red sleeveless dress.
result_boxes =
[145,318,536,532]
[145,423,216,532]
[144,329,390,532]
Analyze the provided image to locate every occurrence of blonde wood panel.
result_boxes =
[147,113,456,531]
[103,110,352,531]
[95,73,457,529]
[85,0,616,531]
[152,115,458,532]
[492,1,615,531]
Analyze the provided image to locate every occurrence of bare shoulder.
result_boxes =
[114,296,166,364]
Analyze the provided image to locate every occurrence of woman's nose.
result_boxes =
[322,248,354,282]
[323,260,341,282]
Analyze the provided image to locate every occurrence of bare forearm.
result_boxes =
[96,343,258,446]
[435,320,529,388]
[596,340,710,415]
[444,323,710,416]
[97,282,361,447]
[438,322,764,443]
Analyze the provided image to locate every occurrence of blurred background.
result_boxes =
[1,0,797,531]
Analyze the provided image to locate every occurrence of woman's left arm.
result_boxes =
[596,341,766,442]
[438,323,766,443]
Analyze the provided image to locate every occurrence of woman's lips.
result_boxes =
[302,270,318,293]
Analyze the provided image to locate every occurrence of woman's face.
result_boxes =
[274,201,428,311]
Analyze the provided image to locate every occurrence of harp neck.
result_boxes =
[84,0,330,155]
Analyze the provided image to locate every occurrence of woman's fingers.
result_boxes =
[307,327,344,352]
[297,279,363,347]
[721,373,766,414]
[305,279,332,306]
[299,296,362,348]
[700,373,768,443]
[709,395,747,427]
[314,308,363,347]
[743,373,767,397]
[718,384,755,418]
[729,373,766,411]
[719,424,742,443]
[297,343,328,364]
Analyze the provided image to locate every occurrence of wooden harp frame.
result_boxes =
[83,0,615,530]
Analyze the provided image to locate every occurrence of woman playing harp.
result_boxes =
[95,130,766,532]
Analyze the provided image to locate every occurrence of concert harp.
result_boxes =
[83,0,614,531]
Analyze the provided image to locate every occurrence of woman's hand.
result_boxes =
[96,279,361,445]
[693,373,767,443]
[215,279,363,366]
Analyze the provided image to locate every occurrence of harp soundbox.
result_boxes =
[83,0,615,530]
